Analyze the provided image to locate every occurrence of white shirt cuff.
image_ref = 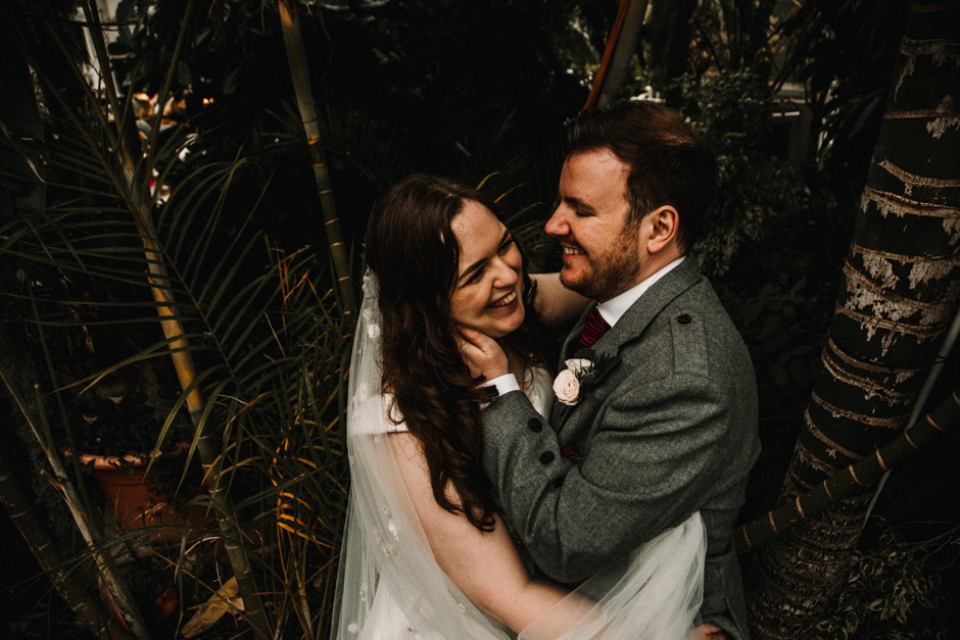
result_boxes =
[482,373,520,397]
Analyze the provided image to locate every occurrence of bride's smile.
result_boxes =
[489,290,517,308]
[449,200,525,339]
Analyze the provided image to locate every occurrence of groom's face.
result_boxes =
[546,150,643,302]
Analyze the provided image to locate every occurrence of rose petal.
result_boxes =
[553,369,580,406]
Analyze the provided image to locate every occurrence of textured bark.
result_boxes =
[746,1,960,637]
[735,387,960,552]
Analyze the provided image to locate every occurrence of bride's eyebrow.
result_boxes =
[458,230,510,284]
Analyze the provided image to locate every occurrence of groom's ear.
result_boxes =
[644,205,679,255]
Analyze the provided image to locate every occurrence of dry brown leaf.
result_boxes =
[180,576,244,638]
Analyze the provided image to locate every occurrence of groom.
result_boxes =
[467,101,760,639]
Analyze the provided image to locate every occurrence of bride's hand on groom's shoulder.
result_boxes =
[455,325,508,382]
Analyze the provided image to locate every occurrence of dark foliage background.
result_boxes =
[2,0,957,638]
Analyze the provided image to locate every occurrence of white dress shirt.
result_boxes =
[486,255,688,396]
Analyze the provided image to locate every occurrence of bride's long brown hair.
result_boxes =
[365,174,552,531]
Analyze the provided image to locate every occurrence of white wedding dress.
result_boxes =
[331,273,706,640]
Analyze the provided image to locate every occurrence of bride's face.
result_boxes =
[448,201,525,339]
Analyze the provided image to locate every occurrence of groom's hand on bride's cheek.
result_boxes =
[455,325,508,381]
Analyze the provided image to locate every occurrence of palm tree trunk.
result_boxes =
[736,386,960,552]
[746,1,960,637]
[277,0,356,321]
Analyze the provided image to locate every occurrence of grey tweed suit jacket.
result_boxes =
[481,255,760,639]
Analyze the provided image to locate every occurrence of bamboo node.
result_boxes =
[9,506,30,518]
[904,430,921,450]
[926,414,945,431]
[875,448,889,471]
[849,465,866,486]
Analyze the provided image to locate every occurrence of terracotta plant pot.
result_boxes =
[80,453,211,542]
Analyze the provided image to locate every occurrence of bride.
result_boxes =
[332,174,706,640]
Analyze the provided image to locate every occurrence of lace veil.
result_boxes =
[331,271,707,640]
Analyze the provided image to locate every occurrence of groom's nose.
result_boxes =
[545,204,570,238]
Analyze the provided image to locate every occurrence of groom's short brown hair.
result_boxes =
[565,100,716,250]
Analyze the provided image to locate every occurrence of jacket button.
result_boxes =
[677,313,692,325]
[528,418,543,433]
[540,451,555,465]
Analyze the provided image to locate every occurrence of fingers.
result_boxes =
[455,324,494,350]
[455,325,486,379]
[454,324,509,380]
[454,325,477,351]
[455,325,501,361]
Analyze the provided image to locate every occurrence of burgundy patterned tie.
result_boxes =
[577,307,611,353]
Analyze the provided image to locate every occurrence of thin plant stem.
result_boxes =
[277,0,356,322]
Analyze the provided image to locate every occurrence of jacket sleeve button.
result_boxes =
[528,418,543,433]
[539,451,555,465]
[677,313,692,325]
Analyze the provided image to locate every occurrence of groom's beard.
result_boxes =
[566,224,641,303]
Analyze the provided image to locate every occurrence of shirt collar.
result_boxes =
[596,255,687,327]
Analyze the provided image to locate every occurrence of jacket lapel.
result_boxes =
[558,303,597,365]
[551,256,703,431]
[596,256,702,358]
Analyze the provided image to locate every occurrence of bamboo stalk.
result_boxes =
[595,0,650,109]
[135,230,272,640]
[76,4,273,636]
[736,387,960,553]
[277,0,356,321]
[0,446,135,640]
[584,0,631,109]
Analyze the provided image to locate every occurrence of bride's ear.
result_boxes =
[644,206,679,255]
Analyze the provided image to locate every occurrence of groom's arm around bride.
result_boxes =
[462,101,761,639]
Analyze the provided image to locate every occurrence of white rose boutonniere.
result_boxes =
[552,358,595,406]
[552,370,580,406]
[552,349,621,407]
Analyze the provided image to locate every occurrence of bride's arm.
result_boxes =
[531,273,589,333]
[390,432,568,632]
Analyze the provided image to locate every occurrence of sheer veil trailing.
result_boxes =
[331,271,707,640]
